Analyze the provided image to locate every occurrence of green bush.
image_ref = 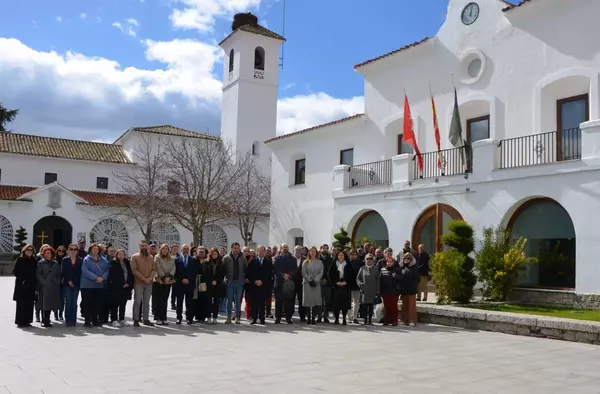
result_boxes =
[332,226,351,250]
[430,250,467,304]
[475,226,512,300]
[476,226,537,301]
[431,220,476,304]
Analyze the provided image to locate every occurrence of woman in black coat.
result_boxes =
[202,248,227,324]
[13,244,38,328]
[328,251,353,325]
[107,249,133,327]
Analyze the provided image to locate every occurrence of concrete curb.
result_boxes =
[416,303,600,345]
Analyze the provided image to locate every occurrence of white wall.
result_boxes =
[0,153,132,192]
[220,31,282,177]
[360,0,600,154]
[268,117,368,246]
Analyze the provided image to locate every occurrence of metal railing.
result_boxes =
[412,146,472,180]
[498,128,581,169]
[347,159,392,188]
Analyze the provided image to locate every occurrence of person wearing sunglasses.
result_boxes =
[61,244,83,327]
[13,244,38,328]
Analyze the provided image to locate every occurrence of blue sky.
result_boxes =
[0,0,479,141]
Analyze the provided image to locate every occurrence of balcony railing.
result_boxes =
[498,128,581,169]
[412,146,472,180]
[347,159,392,188]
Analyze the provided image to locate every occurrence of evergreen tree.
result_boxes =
[332,226,351,250]
[440,220,477,303]
[13,226,28,254]
[0,103,19,132]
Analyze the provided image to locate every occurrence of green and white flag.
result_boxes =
[449,88,468,172]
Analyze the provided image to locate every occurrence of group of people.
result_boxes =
[12,237,431,329]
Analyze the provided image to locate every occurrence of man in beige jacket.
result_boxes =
[131,240,156,327]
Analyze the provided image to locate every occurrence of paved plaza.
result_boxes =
[1,278,600,394]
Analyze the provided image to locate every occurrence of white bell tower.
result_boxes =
[219,13,285,176]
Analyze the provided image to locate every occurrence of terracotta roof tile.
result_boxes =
[73,191,134,206]
[502,0,533,12]
[265,114,365,144]
[0,185,134,207]
[127,125,219,140]
[0,185,35,201]
[0,133,132,164]
[219,23,285,46]
[354,37,431,70]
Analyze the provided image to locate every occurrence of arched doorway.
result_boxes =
[412,203,462,253]
[507,198,575,289]
[352,210,389,248]
[33,215,73,250]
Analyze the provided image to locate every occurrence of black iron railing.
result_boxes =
[498,128,581,169]
[347,159,392,188]
[412,146,472,180]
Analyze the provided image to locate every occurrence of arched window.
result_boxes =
[351,210,389,248]
[254,46,265,71]
[0,215,14,253]
[228,49,234,73]
[412,203,463,253]
[507,198,576,289]
[90,219,129,252]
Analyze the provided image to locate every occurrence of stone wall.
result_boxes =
[508,288,600,310]
[417,304,600,345]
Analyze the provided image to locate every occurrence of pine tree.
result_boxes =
[13,226,28,254]
[332,226,351,250]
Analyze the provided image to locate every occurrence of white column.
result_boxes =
[580,120,600,160]
[391,153,411,187]
[471,139,497,178]
[333,165,350,191]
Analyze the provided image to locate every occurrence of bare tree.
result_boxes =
[110,133,169,240]
[163,136,248,245]
[223,154,270,245]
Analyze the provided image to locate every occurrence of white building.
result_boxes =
[0,18,284,257]
[266,0,600,306]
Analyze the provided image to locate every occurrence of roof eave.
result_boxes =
[353,37,432,71]
[264,114,365,144]
[218,28,286,47]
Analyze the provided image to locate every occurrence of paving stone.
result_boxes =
[1,278,600,393]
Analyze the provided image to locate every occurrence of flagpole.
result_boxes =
[449,72,468,173]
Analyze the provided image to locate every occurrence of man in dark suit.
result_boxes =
[273,243,297,324]
[174,244,199,324]
[246,245,273,325]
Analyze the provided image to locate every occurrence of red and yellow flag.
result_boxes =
[430,83,442,168]
[403,94,423,171]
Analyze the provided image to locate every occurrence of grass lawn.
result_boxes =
[469,304,600,322]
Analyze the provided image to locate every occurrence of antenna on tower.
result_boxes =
[279,0,286,69]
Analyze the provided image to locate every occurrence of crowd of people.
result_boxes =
[11,238,431,329]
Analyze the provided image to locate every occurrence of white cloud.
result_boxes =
[56,16,62,22]
[112,18,140,36]
[277,93,364,135]
[0,38,363,142]
[80,13,87,20]
[170,0,261,32]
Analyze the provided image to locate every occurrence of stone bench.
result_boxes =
[416,303,600,345]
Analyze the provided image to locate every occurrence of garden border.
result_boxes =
[416,303,600,345]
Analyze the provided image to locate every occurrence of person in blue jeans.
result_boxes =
[61,244,83,327]
[223,242,247,324]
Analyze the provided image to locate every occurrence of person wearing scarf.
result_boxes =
[328,251,352,325]
[36,246,62,328]
[154,244,176,325]
[356,253,380,325]
[399,252,420,326]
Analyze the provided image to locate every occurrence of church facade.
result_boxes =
[266,0,600,304]
[0,18,284,257]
